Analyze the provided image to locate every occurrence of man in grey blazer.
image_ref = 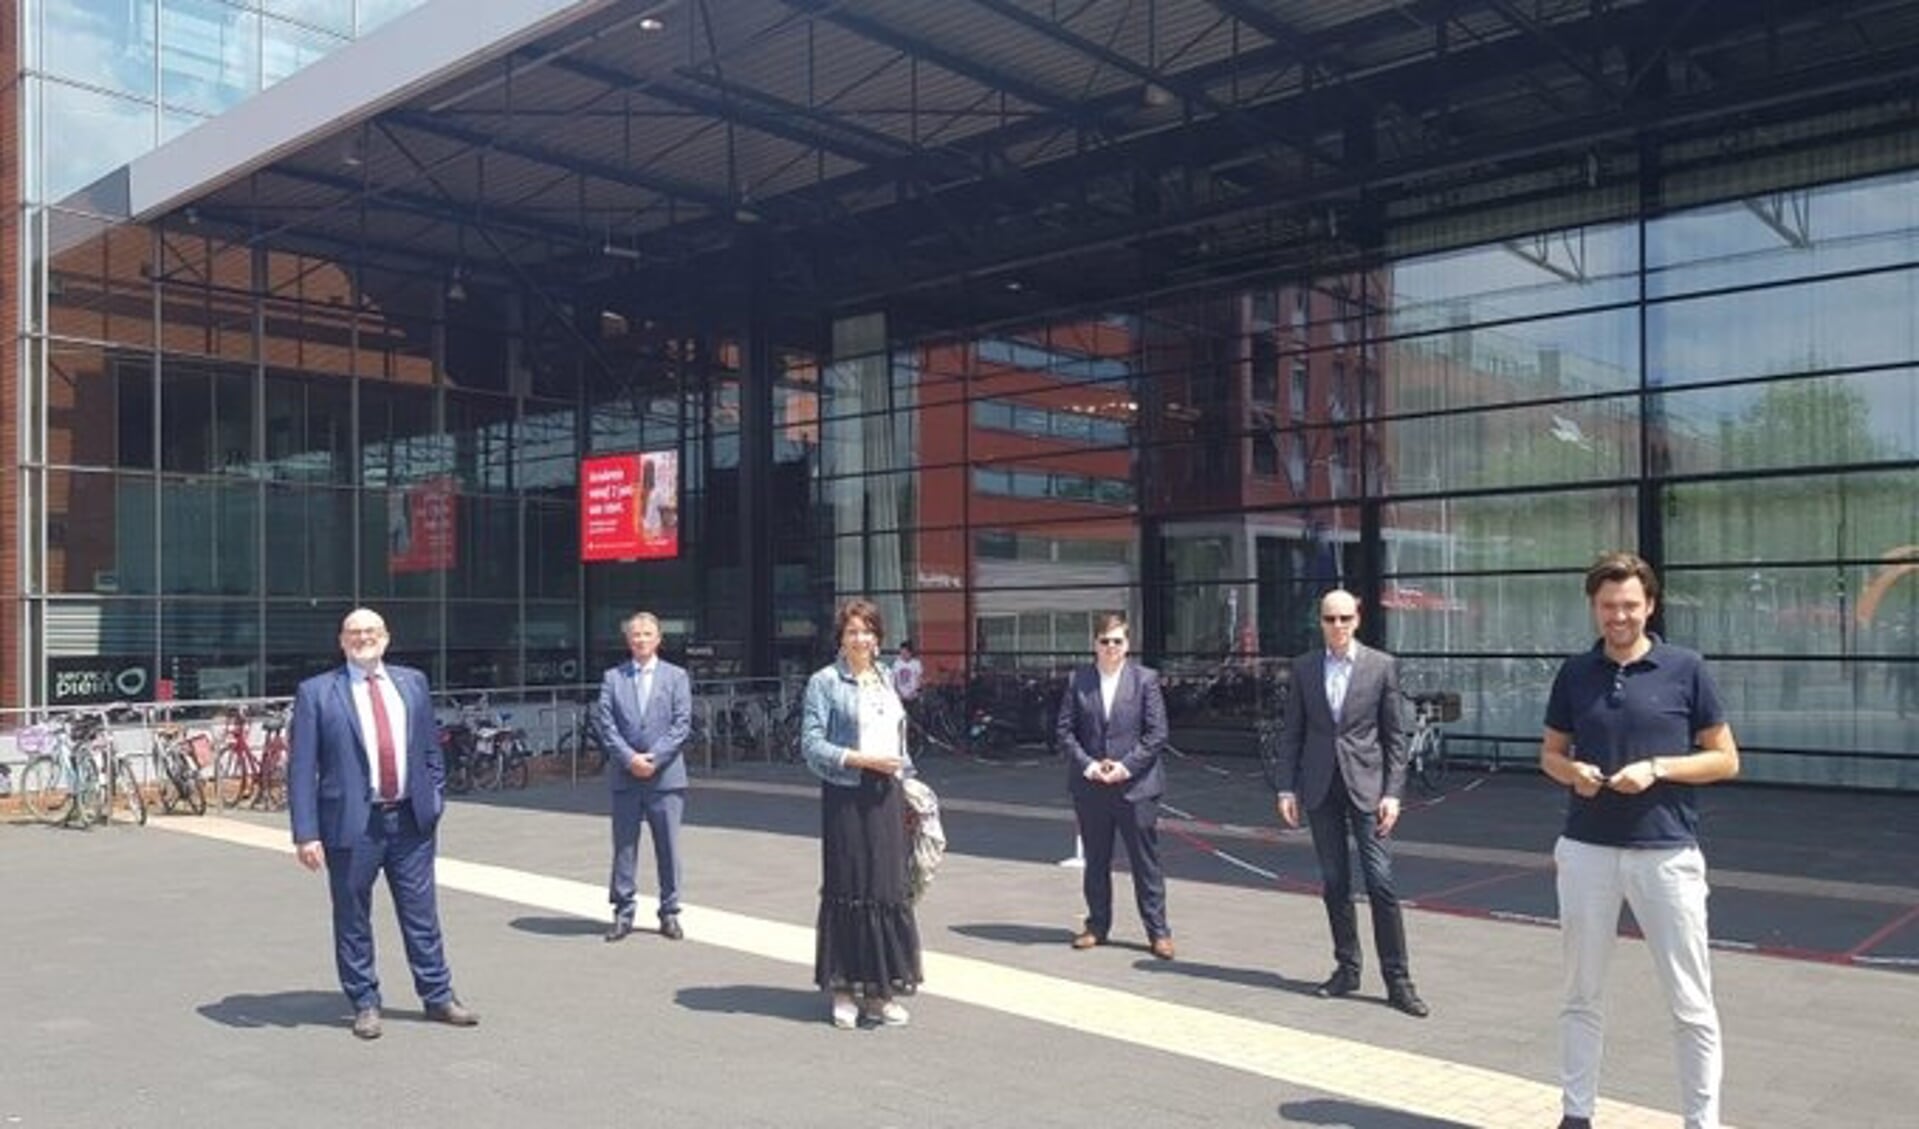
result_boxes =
[598,611,694,941]
[1056,612,1175,959]
[1274,589,1429,1017]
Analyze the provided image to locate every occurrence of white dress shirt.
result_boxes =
[350,664,409,800]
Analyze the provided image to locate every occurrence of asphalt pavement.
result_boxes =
[2,749,1914,1128]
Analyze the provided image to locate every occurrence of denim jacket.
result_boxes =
[800,659,915,788]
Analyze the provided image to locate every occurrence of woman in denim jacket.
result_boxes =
[801,598,922,1029]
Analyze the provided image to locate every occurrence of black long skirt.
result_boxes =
[814,775,923,997]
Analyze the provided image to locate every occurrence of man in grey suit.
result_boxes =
[1057,612,1175,960]
[1274,589,1429,1017]
[598,611,694,942]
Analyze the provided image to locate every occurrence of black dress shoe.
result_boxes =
[658,914,683,940]
[604,919,634,943]
[352,1007,382,1040]
[1386,983,1431,1018]
[425,999,480,1027]
[1314,970,1361,998]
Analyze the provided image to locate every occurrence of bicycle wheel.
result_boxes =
[73,754,109,826]
[579,726,607,775]
[213,748,251,808]
[156,746,184,815]
[161,749,208,815]
[112,757,148,826]
[1408,729,1440,795]
[502,742,531,790]
[18,755,71,824]
[445,749,473,794]
[471,740,503,791]
[1418,729,1449,792]
[259,752,287,810]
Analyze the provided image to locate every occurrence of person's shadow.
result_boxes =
[508,915,605,938]
[1279,1098,1475,1127]
[675,984,826,1024]
[948,922,1072,946]
[1133,958,1320,995]
[198,989,351,1030]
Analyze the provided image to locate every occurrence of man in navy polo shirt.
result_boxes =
[1540,553,1740,1129]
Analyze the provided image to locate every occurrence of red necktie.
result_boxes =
[368,672,400,801]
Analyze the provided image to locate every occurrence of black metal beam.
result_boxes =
[387,110,734,212]
[1482,0,1628,104]
[966,0,1346,172]
[793,26,1919,313]
[778,0,1098,127]
[243,164,586,248]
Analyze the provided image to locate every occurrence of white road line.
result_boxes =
[152,816,1692,1128]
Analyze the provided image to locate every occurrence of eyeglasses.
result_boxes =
[1321,614,1356,624]
[1606,667,1626,706]
[1095,637,1128,647]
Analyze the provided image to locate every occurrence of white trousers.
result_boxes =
[1554,836,1723,1129]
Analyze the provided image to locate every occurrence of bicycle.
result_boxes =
[150,722,212,816]
[1403,691,1460,795]
[553,712,607,775]
[467,698,532,791]
[18,708,145,827]
[909,685,968,753]
[213,706,289,811]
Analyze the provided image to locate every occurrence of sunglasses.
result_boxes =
[1321,614,1356,624]
[1095,637,1128,646]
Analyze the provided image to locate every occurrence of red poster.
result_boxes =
[582,451,679,561]
[388,477,458,574]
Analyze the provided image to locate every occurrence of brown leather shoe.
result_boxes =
[1070,929,1106,950]
[351,1007,382,1040]
[1150,936,1177,960]
[425,998,479,1027]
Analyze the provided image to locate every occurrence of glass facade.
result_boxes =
[23,0,426,203]
[8,5,1919,791]
[7,0,426,704]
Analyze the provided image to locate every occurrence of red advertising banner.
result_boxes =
[388,477,458,574]
[581,451,679,561]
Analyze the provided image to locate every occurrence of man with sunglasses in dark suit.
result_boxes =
[1057,612,1175,959]
[1274,589,1429,1018]
[1540,553,1740,1129]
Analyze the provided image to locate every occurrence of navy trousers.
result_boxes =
[323,804,453,1011]
[1074,788,1168,941]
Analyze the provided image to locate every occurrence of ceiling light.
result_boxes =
[446,266,467,303]
[639,16,665,32]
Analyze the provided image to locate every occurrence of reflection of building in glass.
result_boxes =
[8,3,1919,789]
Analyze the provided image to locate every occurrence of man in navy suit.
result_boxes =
[1056,611,1175,959]
[289,608,478,1040]
[1274,589,1429,1018]
[597,611,694,942]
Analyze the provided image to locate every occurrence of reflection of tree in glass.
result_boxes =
[1665,379,1908,655]
[1719,380,1889,469]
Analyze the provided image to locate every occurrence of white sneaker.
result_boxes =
[873,1000,909,1027]
[830,994,858,1029]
